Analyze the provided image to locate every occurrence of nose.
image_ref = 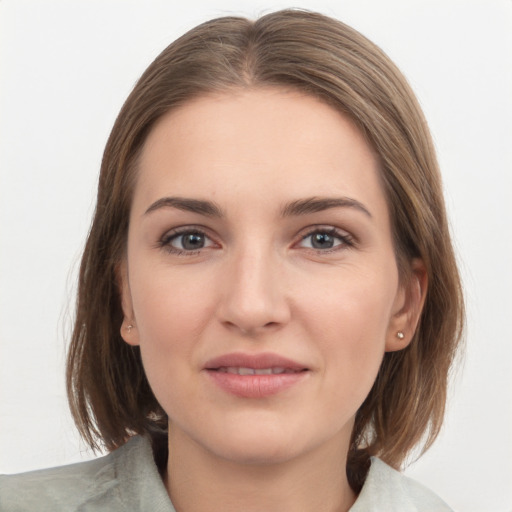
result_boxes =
[217,246,291,336]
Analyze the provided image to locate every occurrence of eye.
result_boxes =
[298,228,353,251]
[160,228,216,254]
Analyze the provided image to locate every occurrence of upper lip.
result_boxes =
[204,352,308,371]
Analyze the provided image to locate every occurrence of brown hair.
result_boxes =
[66,9,464,489]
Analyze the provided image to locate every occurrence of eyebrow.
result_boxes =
[280,196,372,218]
[144,195,371,218]
[144,197,224,217]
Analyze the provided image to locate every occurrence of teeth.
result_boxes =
[238,367,255,375]
[218,366,296,375]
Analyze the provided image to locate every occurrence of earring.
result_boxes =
[396,331,405,340]
[126,324,134,333]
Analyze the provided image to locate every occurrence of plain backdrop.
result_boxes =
[1,1,511,511]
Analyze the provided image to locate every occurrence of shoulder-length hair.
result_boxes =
[67,9,464,490]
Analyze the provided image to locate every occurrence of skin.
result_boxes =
[120,88,426,512]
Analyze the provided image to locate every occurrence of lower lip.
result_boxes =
[205,370,308,398]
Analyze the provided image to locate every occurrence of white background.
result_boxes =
[1,1,511,511]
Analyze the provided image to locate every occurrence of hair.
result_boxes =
[66,9,464,491]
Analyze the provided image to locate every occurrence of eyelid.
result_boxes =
[158,225,219,255]
[294,225,355,251]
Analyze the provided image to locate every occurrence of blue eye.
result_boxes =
[172,232,207,250]
[299,229,352,250]
[160,229,215,254]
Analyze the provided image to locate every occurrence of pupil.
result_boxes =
[312,233,334,249]
[182,233,204,250]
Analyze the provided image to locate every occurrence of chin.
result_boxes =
[198,418,315,466]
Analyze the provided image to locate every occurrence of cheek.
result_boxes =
[128,266,216,401]
[299,265,398,386]
[131,262,215,341]
[301,261,398,336]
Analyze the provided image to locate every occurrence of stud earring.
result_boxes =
[396,331,405,340]
[126,324,134,333]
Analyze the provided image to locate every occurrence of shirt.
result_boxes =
[0,436,452,511]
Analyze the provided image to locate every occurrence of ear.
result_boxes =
[385,258,428,352]
[117,260,140,346]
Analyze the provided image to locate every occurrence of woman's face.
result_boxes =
[120,88,420,465]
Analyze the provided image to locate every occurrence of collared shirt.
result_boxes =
[0,436,452,511]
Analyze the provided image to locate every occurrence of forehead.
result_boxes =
[133,88,386,218]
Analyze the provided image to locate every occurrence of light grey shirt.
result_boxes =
[0,436,452,511]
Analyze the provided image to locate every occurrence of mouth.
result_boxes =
[204,352,308,373]
[203,352,309,398]
[213,367,305,375]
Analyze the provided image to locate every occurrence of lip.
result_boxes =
[203,352,309,398]
[204,352,308,371]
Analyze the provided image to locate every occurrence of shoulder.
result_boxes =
[0,436,162,512]
[350,457,453,512]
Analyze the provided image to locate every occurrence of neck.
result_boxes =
[164,427,356,512]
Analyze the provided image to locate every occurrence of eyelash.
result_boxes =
[299,227,354,253]
[157,226,355,256]
[158,226,213,256]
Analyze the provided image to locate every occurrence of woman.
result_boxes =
[0,9,464,511]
